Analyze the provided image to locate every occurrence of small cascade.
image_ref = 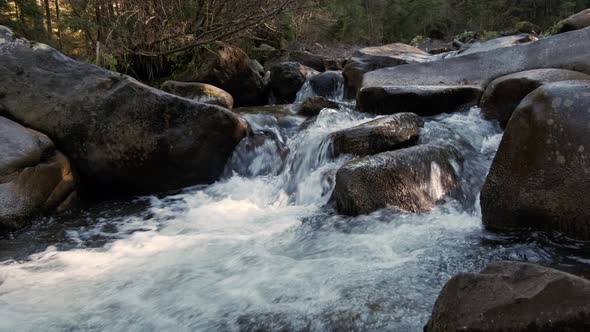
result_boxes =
[295,71,345,103]
[294,74,316,103]
[2,78,589,332]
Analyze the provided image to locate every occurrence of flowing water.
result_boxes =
[1,78,590,332]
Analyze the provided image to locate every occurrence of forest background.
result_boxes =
[2,0,589,80]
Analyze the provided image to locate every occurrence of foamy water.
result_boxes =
[1,99,589,331]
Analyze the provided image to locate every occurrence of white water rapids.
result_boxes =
[1,77,589,331]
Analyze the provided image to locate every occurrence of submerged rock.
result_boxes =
[160,81,234,109]
[0,27,248,194]
[560,9,590,33]
[269,62,308,104]
[359,27,590,115]
[481,69,590,128]
[329,144,460,216]
[343,43,432,99]
[299,96,340,117]
[330,113,423,157]
[195,44,266,107]
[481,81,590,240]
[0,117,78,230]
[426,261,590,332]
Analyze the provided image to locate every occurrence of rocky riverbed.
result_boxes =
[1,8,590,331]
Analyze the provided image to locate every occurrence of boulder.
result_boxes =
[0,117,78,230]
[358,85,483,116]
[343,44,432,100]
[456,34,535,57]
[269,62,308,104]
[160,81,234,109]
[329,113,423,157]
[299,96,339,117]
[249,46,290,71]
[560,9,590,33]
[359,27,590,115]
[481,81,590,240]
[329,144,461,216]
[0,27,248,194]
[289,51,344,72]
[481,69,590,128]
[426,261,590,332]
[194,44,266,107]
[310,71,342,98]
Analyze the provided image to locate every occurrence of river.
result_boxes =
[1,75,589,331]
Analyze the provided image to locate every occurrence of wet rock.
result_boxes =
[481,69,590,128]
[224,131,289,177]
[298,116,318,131]
[560,9,590,33]
[195,44,266,107]
[456,33,535,57]
[310,71,342,98]
[481,81,590,240]
[360,28,590,115]
[299,96,340,117]
[359,85,483,116]
[233,104,296,119]
[269,62,308,104]
[0,117,78,230]
[343,44,432,100]
[234,105,302,137]
[0,27,248,194]
[426,261,590,332]
[330,113,423,157]
[160,81,234,109]
[329,144,460,216]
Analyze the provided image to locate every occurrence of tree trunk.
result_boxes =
[54,0,62,50]
[43,0,52,38]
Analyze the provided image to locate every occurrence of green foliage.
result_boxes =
[279,13,297,42]
[316,0,590,44]
[480,31,500,41]
[515,21,541,34]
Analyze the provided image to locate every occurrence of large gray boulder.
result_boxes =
[560,9,590,33]
[426,261,590,332]
[359,27,590,115]
[481,69,590,128]
[160,81,234,109]
[0,27,248,194]
[329,144,460,216]
[0,117,78,230]
[455,34,535,57]
[481,81,590,240]
[329,113,423,157]
[343,44,432,99]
